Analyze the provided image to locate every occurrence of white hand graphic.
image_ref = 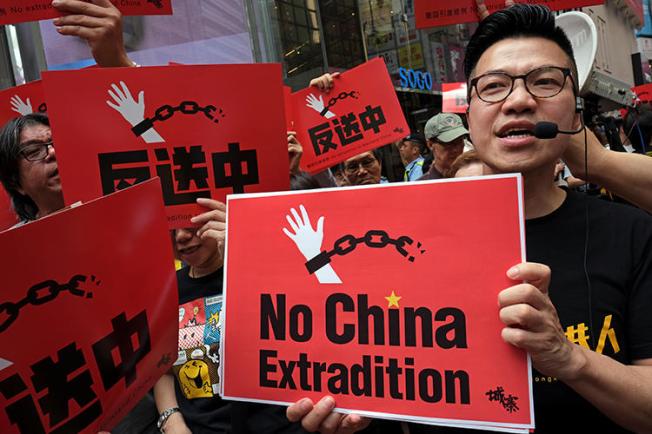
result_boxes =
[305,93,335,119]
[283,204,341,284]
[106,81,164,144]
[10,95,33,115]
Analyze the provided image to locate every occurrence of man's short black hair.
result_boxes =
[0,113,50,222]
[464,4,578,93]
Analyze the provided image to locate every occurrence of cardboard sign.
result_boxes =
[0,0,172,26]
[415,0,603,28]
[291,58,409,174]
[0,179,178,433]
[222,176,534,432]
[0,81,46,127]
[0,189,17,231]
[42,64,289,229]
[442,83,469,114]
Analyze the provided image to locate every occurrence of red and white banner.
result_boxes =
[222,175,534,432]
[0,81,46,127]
[442,83,468,114]
[415,0,603,29]
[290,58,409,174]
[0,179,178,433]
[0,0,172,26]
[42,64,289,229]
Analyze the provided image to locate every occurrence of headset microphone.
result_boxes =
[532,121,585,139]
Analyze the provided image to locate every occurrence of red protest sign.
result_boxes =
[222,176,534,431]
[0,81,46,127]
[0,178,178,433]
[291,58,409,174]
[0,0,172,26]
[415,0,603,28]
[42,64,289,229]
[0,189,17,231]
[442,83,468,114]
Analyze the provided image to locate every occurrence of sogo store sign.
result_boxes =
[398,67,433,91]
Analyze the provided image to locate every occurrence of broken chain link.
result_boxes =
[305,229,424,274]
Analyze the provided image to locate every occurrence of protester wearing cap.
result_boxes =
[419,113,469,180]
[396,133,426,181]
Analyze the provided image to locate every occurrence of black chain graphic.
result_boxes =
[320,91,360,116]
[0,274,100,333]
[147,0,164,9]
[131,100,225,137]
[37,102,47,113]
[305,229,425,274]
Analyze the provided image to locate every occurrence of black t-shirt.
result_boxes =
[174,267,230,434]
[175,267,308,434]
[407,190,652,434]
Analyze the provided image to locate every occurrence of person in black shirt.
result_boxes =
[288,5,652,434]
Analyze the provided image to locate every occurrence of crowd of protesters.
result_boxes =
[2,2,652,434]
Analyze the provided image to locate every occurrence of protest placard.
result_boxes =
[415,0,603,29]
[0,0,172,26]
[221,175,534,432]
[42,64,289,229]
[0,179,178,433]
[0,81,46,126]
[290,58,409,174]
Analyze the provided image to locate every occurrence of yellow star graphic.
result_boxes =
[385,291,401,308]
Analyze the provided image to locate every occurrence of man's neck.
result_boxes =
[189,256,224,278]
[521,165,567,220]
[405,155,420,167]
[434,161,447,175]
[35,197,65,219]
[481,163,566,220]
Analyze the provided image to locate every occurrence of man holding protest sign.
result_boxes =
[461,5,652,432]
[288,4,652,433]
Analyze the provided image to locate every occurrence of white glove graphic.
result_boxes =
[10,95,33,115]
[106,81,164,144]
[283,204,341,284]
[305,93,335,119]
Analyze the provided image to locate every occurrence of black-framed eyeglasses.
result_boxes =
[344,156,378,174]
[19,140,54,162]
[468,66,574,103]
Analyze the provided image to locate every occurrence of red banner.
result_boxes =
[222,176,534,431]
[42,64,289,229]
[0,179,178,433]
[0,81,46,127]
[442,83,469,114]
[0,0,172,26]
[415,0,603,29]
[291,58,409,174]
[0,189,17,231]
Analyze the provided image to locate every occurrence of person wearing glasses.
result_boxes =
[340,151,386,186]
[287,5,652,434]
[0,114,62,227]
